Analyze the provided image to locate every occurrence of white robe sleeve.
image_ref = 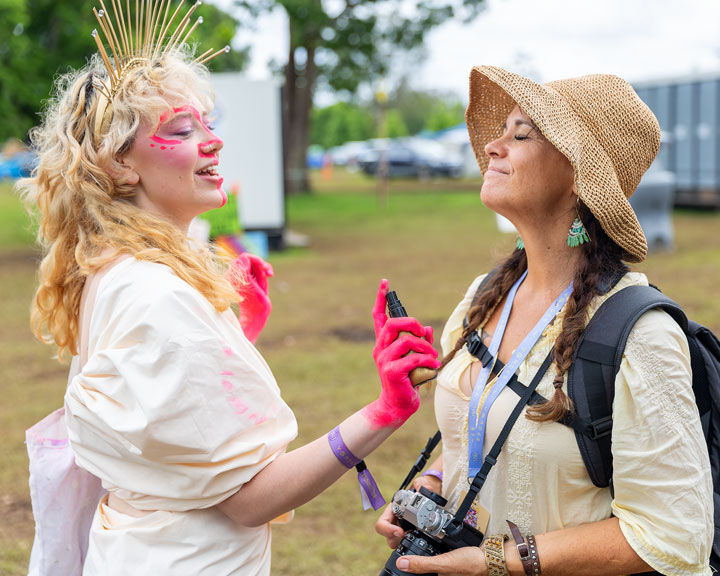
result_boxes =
[65,260,298,512]
[611,309,713,576]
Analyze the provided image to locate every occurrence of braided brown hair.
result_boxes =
[441,202,627,423]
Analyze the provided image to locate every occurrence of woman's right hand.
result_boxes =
[376,474,442,550]
[364,279,440,429]
[375,502,406,550]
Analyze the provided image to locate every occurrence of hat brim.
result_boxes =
[466,65,647,263]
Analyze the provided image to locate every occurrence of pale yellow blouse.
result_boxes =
[436,272,713,576]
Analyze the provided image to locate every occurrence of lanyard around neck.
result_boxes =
[467,272,573,479]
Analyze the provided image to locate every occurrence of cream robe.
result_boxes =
[436,272,713,576]
[65,258,298,575]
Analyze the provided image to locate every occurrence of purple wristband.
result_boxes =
[328,426,362,468]
[328,426,386,511]
[422,468,443,481]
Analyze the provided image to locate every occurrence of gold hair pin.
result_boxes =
[91,0,230,143]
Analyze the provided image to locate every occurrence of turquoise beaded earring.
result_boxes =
[516,236,525,250]
[567,199,591,247]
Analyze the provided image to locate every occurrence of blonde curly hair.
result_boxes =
[17,49,239,362]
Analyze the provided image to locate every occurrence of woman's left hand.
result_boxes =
[228,253,274,343]
[393,547,487,575]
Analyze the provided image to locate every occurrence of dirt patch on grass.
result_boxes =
[0,494,34,542]
[0,248,39,267]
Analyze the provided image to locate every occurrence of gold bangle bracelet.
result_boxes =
[484,534,509,576]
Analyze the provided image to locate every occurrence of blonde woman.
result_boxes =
[376,68,714,576]
[19,4,440,575]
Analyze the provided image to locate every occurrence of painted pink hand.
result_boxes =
[364,279,441,429]
[228,253,274,343]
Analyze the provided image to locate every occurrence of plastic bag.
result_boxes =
[26,407,105,576]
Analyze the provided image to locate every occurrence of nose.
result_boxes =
[484,134,506,158]
[201,137,224,155]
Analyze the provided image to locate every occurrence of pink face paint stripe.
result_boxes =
[150,110,182,145]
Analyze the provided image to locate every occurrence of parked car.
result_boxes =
[358,137,463,179]
[327,141,372,170]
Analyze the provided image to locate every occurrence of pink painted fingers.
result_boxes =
[228,253,274,343]
[364,279,441,429]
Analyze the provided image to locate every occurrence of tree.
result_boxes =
[385,109,408,139]
[390,77,465,135]
[424,100,465,132]
[0,0,247,143]
[235,0,487,194]
[310,101,374,149]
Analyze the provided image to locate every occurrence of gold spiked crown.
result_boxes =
[90,0,230,144]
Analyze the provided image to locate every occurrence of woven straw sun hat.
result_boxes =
[466,66,661,263]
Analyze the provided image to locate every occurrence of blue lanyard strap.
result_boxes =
[467,273,573,479]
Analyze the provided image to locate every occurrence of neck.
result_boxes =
[520,232,583,298]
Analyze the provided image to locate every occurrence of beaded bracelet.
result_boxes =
[483,534,509,576]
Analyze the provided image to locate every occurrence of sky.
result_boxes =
[222,0,720,103]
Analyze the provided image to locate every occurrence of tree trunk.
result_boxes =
[283,26,317,195]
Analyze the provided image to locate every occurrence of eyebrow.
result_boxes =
[502,119,535,130]
[167,112,193,122]
[164,111,212,126]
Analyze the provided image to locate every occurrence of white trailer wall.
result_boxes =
[210,74,285,242]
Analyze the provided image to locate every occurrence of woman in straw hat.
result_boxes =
[376,67,713,575]
[19,2,440,575]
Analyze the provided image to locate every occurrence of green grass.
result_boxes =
[0,180,36,250]
[2,171,720,575]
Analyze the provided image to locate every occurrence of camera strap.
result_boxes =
[398,430,443,491]
[453,348,555,524]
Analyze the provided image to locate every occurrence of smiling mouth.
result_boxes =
[196,165,219,176]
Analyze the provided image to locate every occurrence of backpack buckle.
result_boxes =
[466,332,484,359]
[590,416,613,439]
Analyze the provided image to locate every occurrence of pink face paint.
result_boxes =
[149,109,183,148]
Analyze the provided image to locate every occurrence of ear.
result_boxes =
[112,155,140,186]
[98,146,139,186]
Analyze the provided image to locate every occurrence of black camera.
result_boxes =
[379,486,484,576]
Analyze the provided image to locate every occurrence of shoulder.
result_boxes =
[465,273,489,302]
[98,258,207,310]
[439,272,490,355]
[92,258,222,345]
[588,272,687,351]
[452,272,490,319]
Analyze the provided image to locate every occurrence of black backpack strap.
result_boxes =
[568,285,688,488]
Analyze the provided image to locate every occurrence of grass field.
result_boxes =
[1,169,719,575]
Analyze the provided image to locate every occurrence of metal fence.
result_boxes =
[634,75,720,207]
